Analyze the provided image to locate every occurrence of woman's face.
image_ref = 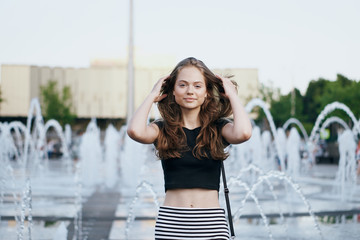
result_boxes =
[173,66,208,111]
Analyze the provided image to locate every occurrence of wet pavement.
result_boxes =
[1,162,360,240]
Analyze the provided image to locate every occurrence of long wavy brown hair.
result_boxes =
[155,57,237,160]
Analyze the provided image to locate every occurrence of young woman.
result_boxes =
[127,57,252,239]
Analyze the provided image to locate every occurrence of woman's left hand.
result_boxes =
[216,75,238,98]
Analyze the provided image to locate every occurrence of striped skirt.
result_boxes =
[155,206,230,240]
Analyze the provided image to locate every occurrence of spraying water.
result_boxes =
[286,128,302,178]
[309,101,359,142]
[124,181,159,240]
[320,116,350,133]
[104,124,120,188]
[79,118,103,186]
[2,97,359,239]
[233,171,324,240]
[283,118,309,142]
[335,129,357,201]
[44,119,72,173]
[246,98,286,172]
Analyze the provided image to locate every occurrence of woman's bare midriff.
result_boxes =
[163,188,220,208]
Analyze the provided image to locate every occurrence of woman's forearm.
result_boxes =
[127,92,157,138]
[127,76,168,143]
[228,93,252,142]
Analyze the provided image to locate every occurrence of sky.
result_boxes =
[0,0,359,94]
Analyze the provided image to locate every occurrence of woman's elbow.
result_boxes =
[126,127,137,140]
[234,128,252,144]
[127,126,156,144]
[242,128,252,142]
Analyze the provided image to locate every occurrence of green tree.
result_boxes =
[302,75,360,123]
[253,82,281,127]
[318,74,360,126]
[259,81,281,105]
[269,88,305,127]
[40,80,76,126]
[303,78,329,123]
[268,74,360,134]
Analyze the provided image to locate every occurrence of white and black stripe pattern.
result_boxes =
[155,206,230,240]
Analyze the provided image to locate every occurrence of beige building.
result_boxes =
[0,63,259,119]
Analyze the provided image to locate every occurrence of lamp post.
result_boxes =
[126,0,134,124]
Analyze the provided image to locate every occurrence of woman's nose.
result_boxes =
[186,85,194,94]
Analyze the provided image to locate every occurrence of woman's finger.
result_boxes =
[155,94,168,102]
[153,75,170,93]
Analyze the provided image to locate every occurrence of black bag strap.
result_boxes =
[221,161,235,238]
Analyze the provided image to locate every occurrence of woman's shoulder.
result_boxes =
[152,119,165,129]
[215,118,232,128]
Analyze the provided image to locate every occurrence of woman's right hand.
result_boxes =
[128,75,170,144]
[151,75,170,102]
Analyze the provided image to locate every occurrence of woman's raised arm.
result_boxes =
[127,76,169,144]
[217,75,252,144]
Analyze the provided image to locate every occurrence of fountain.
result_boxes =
[246,98,286,171]
[104,124,120,189]
[286,127,302,177]
[124,181,159,239]
[0,98,359,240]
[336,129,357,201]
[44,119,72,173]
[79,118,103,186]
[309,101,359,142]
[283,117,309,142]
[320,116,350,133]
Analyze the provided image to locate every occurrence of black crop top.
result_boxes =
[154,119,230,192]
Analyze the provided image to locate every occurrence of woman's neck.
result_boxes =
[181,108,201,129]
